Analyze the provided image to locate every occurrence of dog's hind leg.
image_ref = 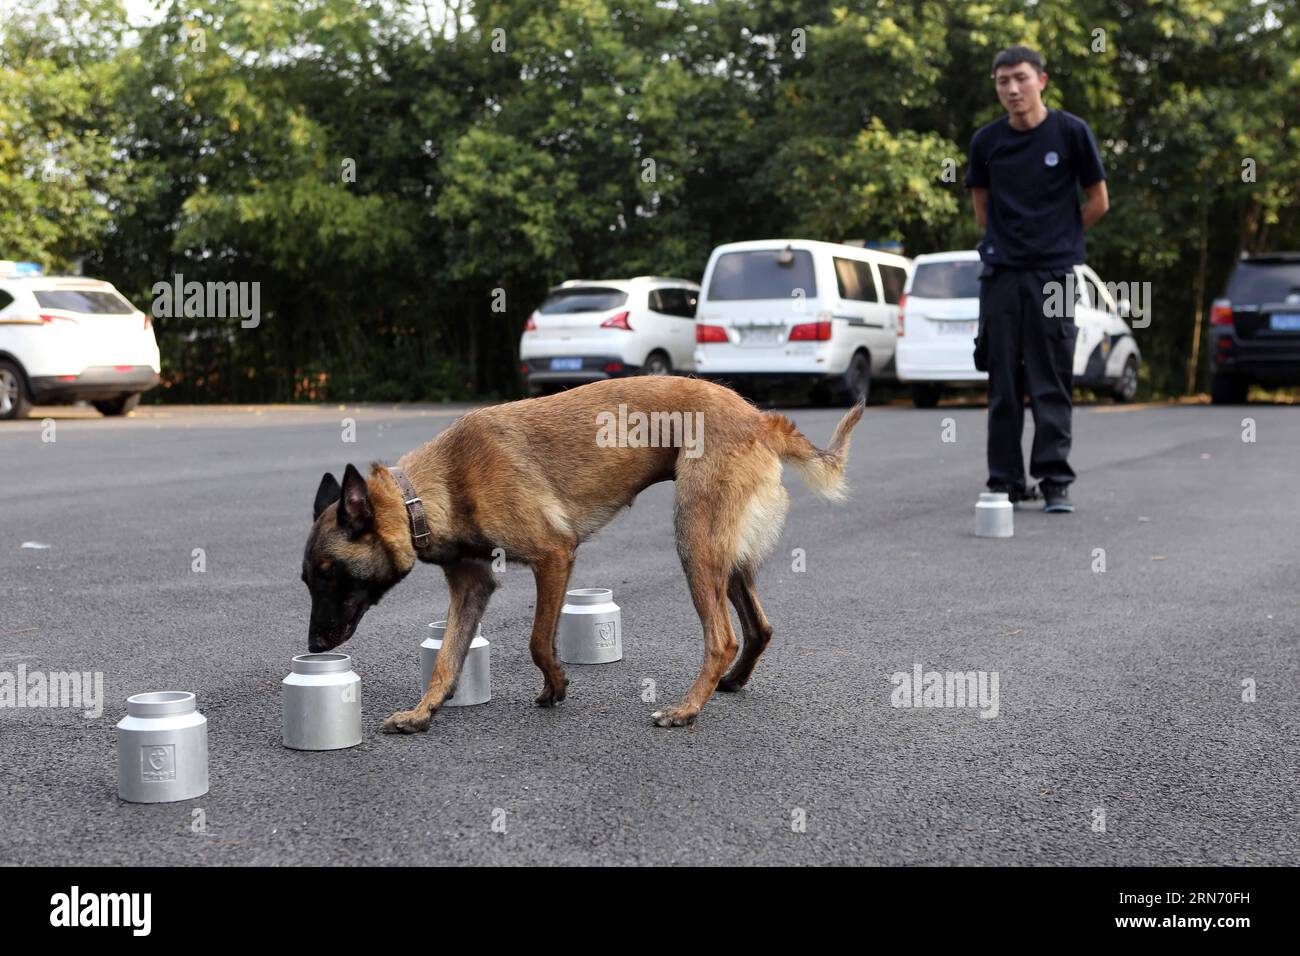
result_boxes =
[382,559,496,734]
[653,553,737,728]
[717,565,774,692]
[655,448,785,726]
[716,455,785,693]
[529,549,574,707]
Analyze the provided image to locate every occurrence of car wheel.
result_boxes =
[93,394,141,417]
[1112,356,1139,403]
[0,359,32,421]
[642,351,671,376]
[1210,372,1248,405]
[911,383,941,408]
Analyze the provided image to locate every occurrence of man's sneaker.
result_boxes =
[988,482,1040,510]
[1042,482,1074,513]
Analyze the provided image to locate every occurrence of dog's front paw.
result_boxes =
[651,707,697,728]
[535,679,568,708]
[381,709,432,734]
[716,676,745,693]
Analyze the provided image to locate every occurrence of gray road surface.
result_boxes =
[1,397,1296,865]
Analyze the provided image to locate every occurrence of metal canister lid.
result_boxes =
[426,621,484,637]
[423,632,489,650]
[126,690,197,718]
[291,653,354,675]
[564,588,614,606]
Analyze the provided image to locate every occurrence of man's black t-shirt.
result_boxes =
[964,109,1105,270]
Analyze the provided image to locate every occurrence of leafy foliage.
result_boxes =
[2,0,1296,400]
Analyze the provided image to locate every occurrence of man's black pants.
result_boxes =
[976,265,1078,492]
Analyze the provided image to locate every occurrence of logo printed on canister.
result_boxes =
[595,621,616,648]
[142,744,175,781]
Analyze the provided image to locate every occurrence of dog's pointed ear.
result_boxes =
[314,472,341,520]
[337,463,374,533]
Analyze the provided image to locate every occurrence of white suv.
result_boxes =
[896,250,1142,407]
[0,264,161,420]
[519,276,699,394]
[692,239,912,405]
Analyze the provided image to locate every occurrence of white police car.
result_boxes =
[0,261,161,420]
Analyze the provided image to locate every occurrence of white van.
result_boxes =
[896,250,1143,407]
[692,240,911,404]
[0,264,161,420]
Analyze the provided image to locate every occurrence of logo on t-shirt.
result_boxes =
[1044,151,1060,167]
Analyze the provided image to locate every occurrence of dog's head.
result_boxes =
[302,464,408,652]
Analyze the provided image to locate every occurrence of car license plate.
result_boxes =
[935,320,977,336]
[549,357,583,371]
[739,327,783,345]
[1269,313,1300,332]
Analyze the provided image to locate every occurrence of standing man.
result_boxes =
[965,46,1108,513]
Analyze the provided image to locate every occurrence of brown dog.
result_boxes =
[302,376,862,731]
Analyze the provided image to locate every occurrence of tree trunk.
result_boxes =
[1186,194,1209,395]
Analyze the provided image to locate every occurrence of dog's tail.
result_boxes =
[760,399,864,501]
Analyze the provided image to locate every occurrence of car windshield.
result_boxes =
[910,260,982,299]
[707,250,817,300]
[538,287,628,314]
[34,289,135,314]
[1226,261,1300,304]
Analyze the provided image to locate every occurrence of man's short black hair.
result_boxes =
[992,46,1044,76]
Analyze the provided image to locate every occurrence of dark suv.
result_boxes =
[1210,253,1300,403]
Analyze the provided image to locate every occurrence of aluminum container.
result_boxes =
[116,691,209,803]
[975,492,1014,538]
[420,621,490,706]
[556,588,622,664]
[282,653,362,751]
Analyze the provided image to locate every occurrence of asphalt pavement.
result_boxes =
[1,395,1296,865]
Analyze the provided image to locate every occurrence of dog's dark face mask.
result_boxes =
[302,464,407,652]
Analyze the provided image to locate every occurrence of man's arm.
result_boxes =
[971,187,989,230]
[1081,180,1109,230]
